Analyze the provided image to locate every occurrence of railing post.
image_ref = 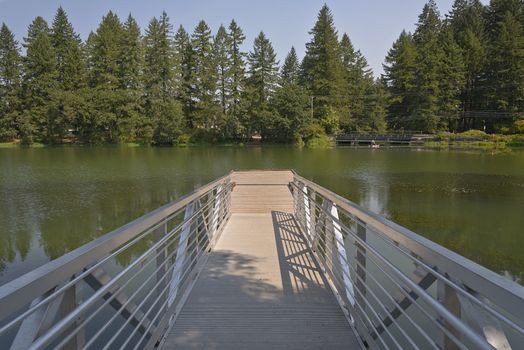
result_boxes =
[355,219,366,311]
[330,203,356,307]
[302,184,312,241]
[437,280,461,350]
[167,201,195,307]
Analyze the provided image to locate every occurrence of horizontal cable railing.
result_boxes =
[0,174,233,350]
[291,173,524,350]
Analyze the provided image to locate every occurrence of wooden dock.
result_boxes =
[164,171,359,349]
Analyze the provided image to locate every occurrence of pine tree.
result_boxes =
[272,47,310,141]
[191,20,220,134]
[413,0,444,132]
[484,0,524,131]
[301,4,345,132]
[225,20,246,138]
[84,11,123,142]
[22,17,58,143]
[214,25,231,116]
[50,7,86,144]
[0,24,22,141]
[339,33,375,132]
[118,14,143,141]
[438,24,465,131]
[448,0,486,130]
[246,31,279,137]
[173,25,191,112]
[143,12,183,144]
[51,7,84,90]
[281,46,300,85]
[383,30,418,130]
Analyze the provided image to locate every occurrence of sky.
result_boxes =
[0,0,488,77]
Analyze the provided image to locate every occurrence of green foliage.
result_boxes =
[246,31,279,138]
[0,23,22,141]
[301,5,345,128]
[0,4,522,145]
[300,123,331,148]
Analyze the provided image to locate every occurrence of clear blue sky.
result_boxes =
[0,0,487,76]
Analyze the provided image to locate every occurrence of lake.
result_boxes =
[0,146,523,286]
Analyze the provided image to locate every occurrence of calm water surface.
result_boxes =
[0,146,523,285]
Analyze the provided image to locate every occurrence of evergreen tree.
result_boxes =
[281,46,300,85]
[22,17,58,143]
[484,0,524,131]
[339,33,375,132]
[191,20,220,135]
[214,25,231,116]
[246,31,279,137]
[438,24,465,131]
[383,30,418,130]
[143,12,184,144]
[301,4,345,132]
[448,0,486,130]
[51,7,84,90]
[173,25,191,114]
[413,0,444,132]
[225,20,246,138]
[0,24,22,141]
[271,47,310,141]
[50,7,86,144]
[84,11,123,142]
[118,14,143,141]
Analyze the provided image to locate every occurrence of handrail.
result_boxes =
[0,173,231,319]
[290,171,524,349]
[292,172,524,318]
[0,173,233,350]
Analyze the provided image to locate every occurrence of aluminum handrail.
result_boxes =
[292,172,524,318]
[0,173,231,319]
[0,173,233,350]
[291,172,524,349]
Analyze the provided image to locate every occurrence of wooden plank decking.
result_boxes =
[164,171,360,349]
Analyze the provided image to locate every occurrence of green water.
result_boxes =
[0,146,523,286]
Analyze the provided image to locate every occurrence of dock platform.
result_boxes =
[165,171,359,349]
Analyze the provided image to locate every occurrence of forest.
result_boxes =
[0,0,523,146]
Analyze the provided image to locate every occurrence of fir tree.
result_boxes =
[413,0,444,132]
[191,20,220,134]
[281,46,300,85]
[484,0,524,130]
[225,20,246,138]
[383,30,418,130]
[438,24,465,131]
[143,12,183,144]
[0,24,22,141]
[84,11,123,142]
[214,25,231,115]
[448,0,486,130]
[301,4,345,132]
[22,17,58,143]
[118,14,143,141]
[50,7,86,144]
[339,33,374,132]
[51,7,84,90]
[246,31,279,137]
[271,47,310,141]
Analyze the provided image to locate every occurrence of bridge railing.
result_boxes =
[291,173,524,350]
[0,175,233,350]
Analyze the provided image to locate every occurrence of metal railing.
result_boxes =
[0,174,233,350]
[291,173,524,350]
